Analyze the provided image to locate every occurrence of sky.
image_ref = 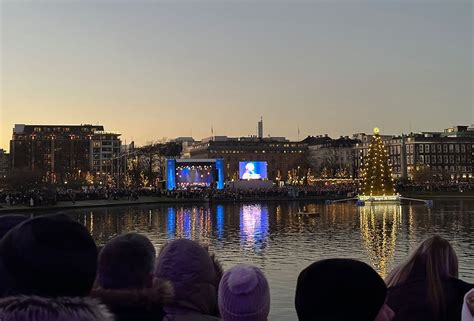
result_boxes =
[1,0,472,151]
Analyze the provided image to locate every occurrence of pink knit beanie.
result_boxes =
[218,264,270,321]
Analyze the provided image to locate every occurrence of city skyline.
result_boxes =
[1,1,473,151]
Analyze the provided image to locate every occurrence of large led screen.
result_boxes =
[239,161,268,180]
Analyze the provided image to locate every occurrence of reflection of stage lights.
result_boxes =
[240,204,269,252]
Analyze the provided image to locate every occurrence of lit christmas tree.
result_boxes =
[359,128,397,197]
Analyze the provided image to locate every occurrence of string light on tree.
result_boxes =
[359,127,397,198]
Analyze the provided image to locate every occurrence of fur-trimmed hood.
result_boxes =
[0,295,114,321]
[91,280,173,311]
[90,281,173,321]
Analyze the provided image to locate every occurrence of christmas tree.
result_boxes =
[359,128,396,197]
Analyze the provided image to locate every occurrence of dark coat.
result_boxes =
[0,295,114,321]
[91,281,173,321]
[387,277,473,321]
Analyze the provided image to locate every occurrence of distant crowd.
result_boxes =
[1,180,473,208]
[0,214,472,321]
[397,181,474,193]
[0,184,358,208]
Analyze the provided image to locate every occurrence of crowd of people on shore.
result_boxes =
[0,213,472,321]
[0,184,359,208]
[0,180,473,208]
[397,181,474,193]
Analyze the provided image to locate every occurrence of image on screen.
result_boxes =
[176,163,215,189]
[239,161,268,180]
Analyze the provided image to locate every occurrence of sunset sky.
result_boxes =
[1,0,472,151]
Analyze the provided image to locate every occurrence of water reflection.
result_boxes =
[359,205,402,277]
[62,200,474,321]
[240,204,269,253]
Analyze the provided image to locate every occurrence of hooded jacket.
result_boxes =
[91,281,173,321]
[155,239,223,321]
[0,296,114,321]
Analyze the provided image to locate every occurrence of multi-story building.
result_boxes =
[91,132,121,174]
[354,125,474,180]
[0,149,9,178]
[10,124,121,179]
[188,136,307,181]
[304,135,359,177]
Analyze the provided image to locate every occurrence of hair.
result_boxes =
[97,233,156,290]
[385,235,459,319]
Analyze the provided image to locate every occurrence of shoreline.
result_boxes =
[0,193,473,213]
[0,195,344,213]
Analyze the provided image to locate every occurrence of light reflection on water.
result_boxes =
[54,200,474,321]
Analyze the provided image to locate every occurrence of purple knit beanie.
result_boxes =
[218,264,270,321]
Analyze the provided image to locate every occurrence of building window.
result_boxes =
[419,144,424,153]
[438,155,442,164]
[455,144,460,153]
[443,145,448,153]
[431,155,436,164]
[425,144,429,153]
[461,144,466,153]
[449,155,454,164]
[437,144,442,153]
[449,144,454,153]
[420,155,424,164]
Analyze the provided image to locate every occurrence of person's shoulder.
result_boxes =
[446,278,474,293]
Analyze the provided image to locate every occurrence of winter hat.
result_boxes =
[0,214,98,297]
[219,264,270,321]
[0,215,28,239]
[98,232,156,289]
[295,259,387,321]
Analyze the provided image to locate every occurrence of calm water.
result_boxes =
[48,200,473,320]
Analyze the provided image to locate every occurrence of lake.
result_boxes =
[50,199,474,320]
